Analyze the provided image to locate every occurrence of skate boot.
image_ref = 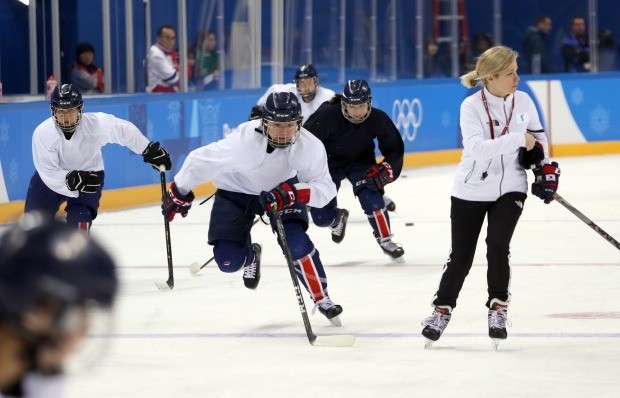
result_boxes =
[383,195,396,212]
[488,298,510,350]
[243,243,262,290]
[421,305,452,348]
[312,297,343,327]
[375,234,405,263]
[331,208,349,244]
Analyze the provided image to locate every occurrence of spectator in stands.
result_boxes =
[465,32,494,71]
[424,37,450,78]
[522,15,555,74]
[146,25,180,93]
[598,29,616,72]
[71,42,104,94]
[561,17,590,73]
[190,29,219,90]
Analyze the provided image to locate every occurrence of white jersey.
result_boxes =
[32,113,150,198]
[174,119,337,208]
[0,372,65,398]
[146,43,179,92]
[257,83,335,124]
[452,87,548,202]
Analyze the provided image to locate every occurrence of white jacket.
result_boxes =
[452,87,548,202]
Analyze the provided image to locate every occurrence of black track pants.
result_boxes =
[432,192,527,309]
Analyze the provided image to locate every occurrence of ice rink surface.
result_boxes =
[11,155,620,397]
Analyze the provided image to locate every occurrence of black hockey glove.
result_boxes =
[531,162,561,204]
[142,141,172,171]
[518,141,545,170]
[162,182,195,221]
[65,170,101,193]
[364,162,394,191]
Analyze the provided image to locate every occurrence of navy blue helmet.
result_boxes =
[261,92,303,148]
[0,213,118,338]
[50,83,84,135]
[294,64,319,101]
[341,79,372,123]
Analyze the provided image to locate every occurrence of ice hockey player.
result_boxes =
[303,79,405,262]
[162,92,345,326]
[24,84,172,233]
[255,65,397,212]
[421,46,556,350]
[0,213,118,398]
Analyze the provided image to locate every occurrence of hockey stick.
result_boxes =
[155,165,175,291]
[198,193,215,206]
[271,204,355,347]
[553,192,620,251]
[189,217,264,275]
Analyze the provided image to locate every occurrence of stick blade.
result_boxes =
[155,280,173,292]
[311,334,356,347]
[189,262,202,275]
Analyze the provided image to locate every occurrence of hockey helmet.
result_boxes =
[294,64,319,101]
[341,79,372,124]
[261,92,303,148]
[50,83,84,136]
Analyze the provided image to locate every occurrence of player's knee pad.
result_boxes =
[310,206,339,227]
[358,188,385,214]
[281,220,314,260]
[65,204,93,232]
[213,240,251,273]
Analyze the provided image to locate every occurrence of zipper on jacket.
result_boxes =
[464,160,476,183]
[499,154,505,196]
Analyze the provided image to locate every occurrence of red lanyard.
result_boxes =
[481,89,515,139]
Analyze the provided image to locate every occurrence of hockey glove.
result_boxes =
[142,141,172,171]
[518,141,545,170]
[259,182,310,212]
[364,162,394,191]
[66,170,101,193]
[162,182,195,221]
[532,161,560,204]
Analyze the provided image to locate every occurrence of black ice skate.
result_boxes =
[331,208,349,243]
[383,195,396,212]
[243,243,262,290]
[375,233,405,263]
[312,297,343,327]
[488,298,510,350]
[421,305,452,348]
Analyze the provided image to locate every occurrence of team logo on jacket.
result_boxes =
[392,98,423,142]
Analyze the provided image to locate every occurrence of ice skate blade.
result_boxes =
[189,262,201,275]
[424,338,435,349]
[327,315,342,327]
[491,338,503,350]
[390,256,405,264]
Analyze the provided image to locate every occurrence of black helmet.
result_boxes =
[0,213,117,371]
[50,83,84,136]
[341,79,372,124]
[294,64,318,101]
[261,92,303,148]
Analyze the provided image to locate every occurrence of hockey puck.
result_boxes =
[405,222,414,227]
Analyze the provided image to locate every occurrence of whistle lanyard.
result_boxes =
[481,89,515,139]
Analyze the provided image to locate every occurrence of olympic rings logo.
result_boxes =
[392,98,423,142]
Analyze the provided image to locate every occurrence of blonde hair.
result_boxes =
[460,45,518,88]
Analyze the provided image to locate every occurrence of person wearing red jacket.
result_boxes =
[70,42,104,94]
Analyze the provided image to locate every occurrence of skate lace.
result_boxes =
[379,238,402,252]
[422,310,450,332]
[243,261,257,279]
[331,212,345,235]
[312,297,335,315]
[488,306,512,329]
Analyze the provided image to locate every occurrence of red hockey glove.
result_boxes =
[260,182,310,212]
[532,161,560,204]
[364,162,394,191]
[162,182,195,221]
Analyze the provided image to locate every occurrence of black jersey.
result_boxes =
[303,101,405,178]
